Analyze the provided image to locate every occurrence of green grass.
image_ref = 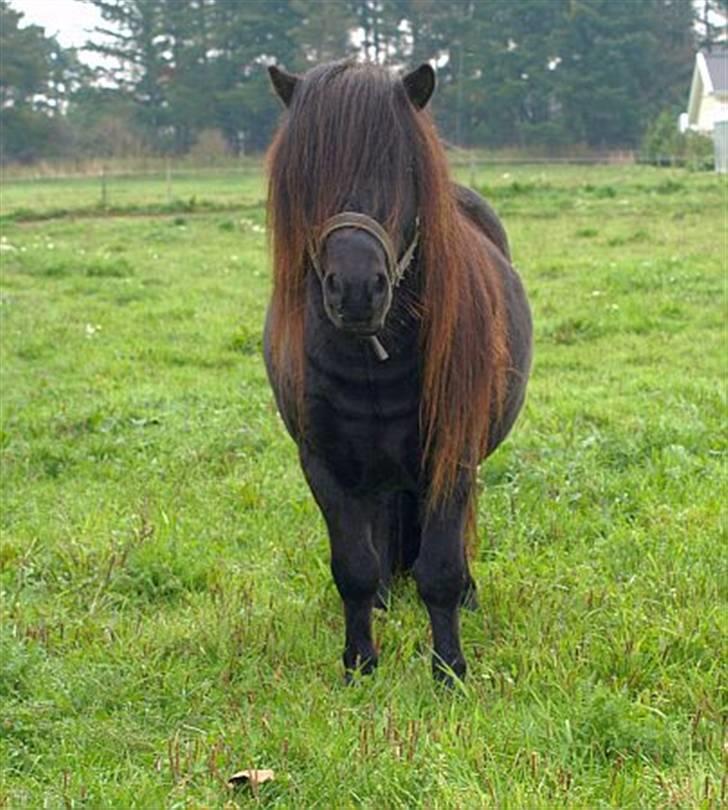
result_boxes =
[0,164,725,808]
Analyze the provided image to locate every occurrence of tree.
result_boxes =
[695,0,728,48]
[84,0,171,146]
[289,0,356,66]
[556,0,695,148]
[349,0,403,63]
[204,0,301,152]
[460,0,568,147]
[0,1,83,162]
[402,0,568,147]
[84,0,302,153]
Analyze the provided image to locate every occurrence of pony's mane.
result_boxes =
[267,60,509,514]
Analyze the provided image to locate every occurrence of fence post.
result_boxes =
[165,157,172,204]
[100,165,108,208]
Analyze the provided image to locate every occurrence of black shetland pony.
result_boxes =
[264,60,532,684]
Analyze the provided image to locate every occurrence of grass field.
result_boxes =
[0,164,725,808]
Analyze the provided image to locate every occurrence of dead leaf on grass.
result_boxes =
[227,768,275,790]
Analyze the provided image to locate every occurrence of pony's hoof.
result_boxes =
[343,650,378,683]
[432,656,466,687]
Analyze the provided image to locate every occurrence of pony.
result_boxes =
[264,59,532,684]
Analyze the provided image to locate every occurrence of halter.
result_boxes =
[307,212,420,361]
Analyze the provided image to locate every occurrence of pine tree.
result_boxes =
[0,0,82,161]
[289,0,356,67]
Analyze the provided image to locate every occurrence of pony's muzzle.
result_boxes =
[320,230,393,334]
[323,270,391,334]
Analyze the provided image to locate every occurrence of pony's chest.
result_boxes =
[304,350,421,491]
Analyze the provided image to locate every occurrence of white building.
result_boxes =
[684,49,728,133]
[682,48,728,172]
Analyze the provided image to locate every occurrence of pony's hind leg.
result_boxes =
[301,450,380,680]
[398,491,422,573]
[371,497,395,610]
[372,492,421,609]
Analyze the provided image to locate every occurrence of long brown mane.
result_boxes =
[266,61,509,513]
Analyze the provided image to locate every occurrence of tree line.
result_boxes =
[1,0,725,164]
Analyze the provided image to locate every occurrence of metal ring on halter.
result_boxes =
[308,212,419,288]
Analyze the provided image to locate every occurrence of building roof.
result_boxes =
[703,49,728,93]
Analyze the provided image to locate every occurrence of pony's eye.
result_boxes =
[374,273,388,293]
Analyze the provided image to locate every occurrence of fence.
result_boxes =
[0,150,715,221]
[0,162,265,220]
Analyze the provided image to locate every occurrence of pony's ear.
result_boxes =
[268,65,299,107]
[403,63,436,110]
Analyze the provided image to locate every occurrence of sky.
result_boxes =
[11,0,104,50]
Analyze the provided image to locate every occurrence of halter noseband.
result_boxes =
[308,211,420,289]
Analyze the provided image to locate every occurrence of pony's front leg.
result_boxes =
[413,492,469,684]
[301,450,380,680]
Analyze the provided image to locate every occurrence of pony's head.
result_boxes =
[267,60,434,336]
